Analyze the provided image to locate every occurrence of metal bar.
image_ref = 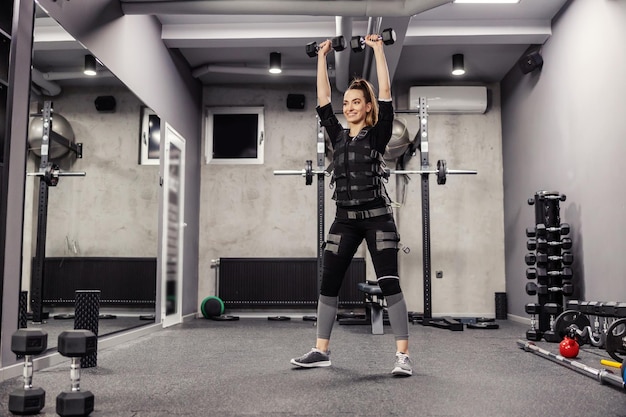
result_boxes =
[418,97,432,320]
[27,171,86,177]
[31,101,53,324]
[316,115,325,297]
[517,339,626,391]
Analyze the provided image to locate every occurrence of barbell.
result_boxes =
[26,163,86,187]
[273,159,477,186]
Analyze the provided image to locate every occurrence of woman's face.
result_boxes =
[343,89,372,125]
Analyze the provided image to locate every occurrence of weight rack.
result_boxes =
[524,190,574,342]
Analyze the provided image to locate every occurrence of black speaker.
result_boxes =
[94,95,116,112]
[286,94,305,110]
[518,50,543,74]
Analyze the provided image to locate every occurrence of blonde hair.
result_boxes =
[347,78,378,126]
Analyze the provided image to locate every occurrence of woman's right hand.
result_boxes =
[318,40,332,57]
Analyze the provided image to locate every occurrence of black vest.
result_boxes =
[331,128,386,206]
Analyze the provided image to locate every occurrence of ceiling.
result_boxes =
[32,0,570,95]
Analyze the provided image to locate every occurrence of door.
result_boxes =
[161,123,186,328]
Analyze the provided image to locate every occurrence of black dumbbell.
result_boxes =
[527,237,573,250]
[350,28,396,52]
[536,223,570,237]
[526,282,573,296]
[305,36,346,57]
[9,329,48,415]
[535,252,574,266]
[526,267,573,280]
[56,330,97,417]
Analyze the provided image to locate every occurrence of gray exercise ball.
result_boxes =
[28,113,75,160]
[384,118,410,161]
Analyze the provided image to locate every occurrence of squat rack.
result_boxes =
[274,97,477,330]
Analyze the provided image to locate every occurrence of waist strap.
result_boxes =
[336,206,393,220]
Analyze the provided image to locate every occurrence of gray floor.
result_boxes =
[1,316,626,416]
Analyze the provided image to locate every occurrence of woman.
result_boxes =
[290,34,412,376]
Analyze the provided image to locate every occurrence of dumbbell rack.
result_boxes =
[524,190,574,342]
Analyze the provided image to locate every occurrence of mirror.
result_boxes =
[20,4,158,352]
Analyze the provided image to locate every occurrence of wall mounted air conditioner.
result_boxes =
[409,86,488,114]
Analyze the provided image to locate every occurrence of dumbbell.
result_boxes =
[525,282,574,296]
[305,36,346,57]
[350,28,396,52]
[56,330,97,417]
[536,223,570,237]
[535,252,574,266]
[525,303,542,341]
[526,267,573,280]
[9,329,48,415]
[527,237,573,250]
[542,302,562,343]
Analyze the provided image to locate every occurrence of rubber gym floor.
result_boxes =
[1,316,626,417]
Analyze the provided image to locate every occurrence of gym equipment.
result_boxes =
[339,281,386,334]
[384,118,411,161]
[274,159,476,186]
[28,111,81,160]
[553,310,597,346]
[350,28,396,52]
[605,318,626,363]
[204,260,239,321]
[535,223,570,236]
[518,339,626,391]
[559,336,580,358]
[525,267,573,280]
[28,101,86,324]
[524,191,573,342]
[8,329,48,415]
[527,237,573,251]
[305,36,346,57]
[525,303,542,341]
[525,282,573,296]
[56,330,96,417]
[27,162,85,187]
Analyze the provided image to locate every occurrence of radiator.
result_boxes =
[40,257,157,307]
[218,257,365,308]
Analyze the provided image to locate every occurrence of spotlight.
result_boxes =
[84,54,97,76]
[269,52,282,74]
[452,54,465,76]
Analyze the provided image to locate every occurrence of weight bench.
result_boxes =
[339,280,387,334]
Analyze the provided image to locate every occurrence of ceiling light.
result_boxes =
[454,0,520,3]
[452,54,465,76]
[84,54,97,76]
[269,52,282,74]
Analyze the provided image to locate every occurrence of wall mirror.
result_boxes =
[20,3,159,351]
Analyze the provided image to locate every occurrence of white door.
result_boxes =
[161,123,186,328]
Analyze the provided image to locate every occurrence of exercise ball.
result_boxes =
[28,113,75,160]
[384,118,410,161]
[201,296,225,318]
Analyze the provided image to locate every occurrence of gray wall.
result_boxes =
[200,83,505,316]
[501,0,626,320]
[37,0,202,321]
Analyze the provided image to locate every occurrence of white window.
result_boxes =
[204,106,264,165]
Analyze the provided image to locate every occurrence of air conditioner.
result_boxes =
[408,86,488,114]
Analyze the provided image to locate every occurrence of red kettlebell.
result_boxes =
[559,336,580,358]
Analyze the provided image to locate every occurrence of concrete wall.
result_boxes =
[501,0,626,320]
[200,83,505,316]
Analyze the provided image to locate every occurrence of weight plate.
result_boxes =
[467,322,499,329]
[210,315,240,321]
[605,318,626,363]
[268,316,290,321]
[554,310,590,344]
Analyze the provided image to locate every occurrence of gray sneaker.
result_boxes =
[391,352,412,376]
[290,348,331,368]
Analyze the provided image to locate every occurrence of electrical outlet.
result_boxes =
[436,270,443,279]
